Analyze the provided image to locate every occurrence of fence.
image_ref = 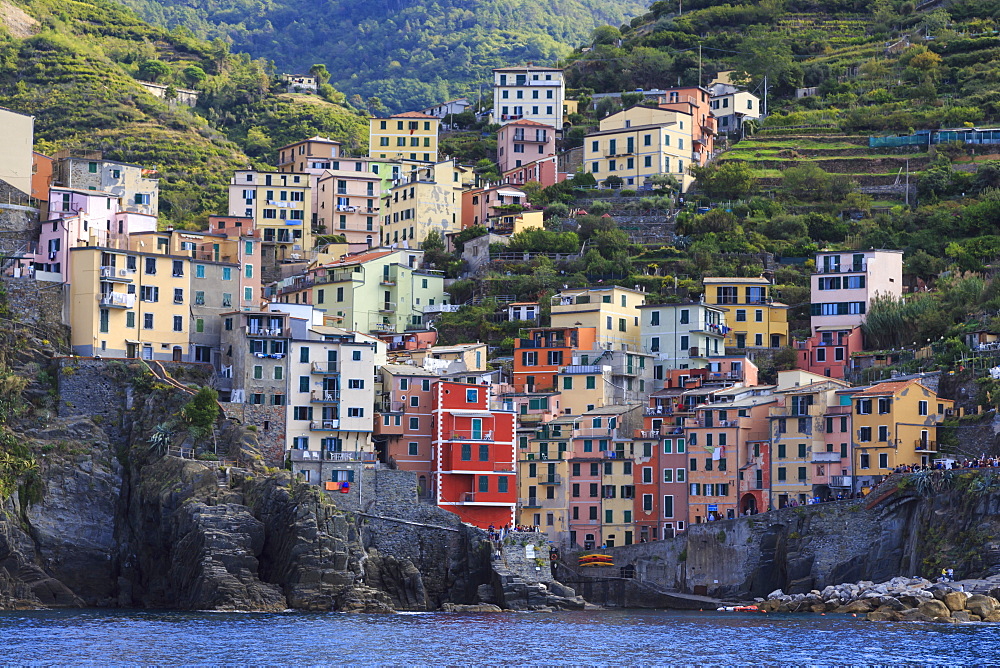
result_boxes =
[869,128,1000,148]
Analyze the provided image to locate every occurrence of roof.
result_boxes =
[493,65,563,72]
[428,343,485,353]
[319,249,394,268]
[703,276,771,284]
[586,122,681,138]
[582,404,642,416]
[815,248,904,255]
[651,388,687,397]
[381,364,439,376]
[851,379,922,397]
[725,395,778,409]
[502,118,557,128]
[387,111,438,119]
[778,379,850,394]
[509,302,539,306]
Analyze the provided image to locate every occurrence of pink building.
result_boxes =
[810,250,903,332]
[502,156,568,189]
[32,187,156,281]
[460,184,527,228]
[496,119,556,173]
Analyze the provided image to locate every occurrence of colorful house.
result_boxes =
[496,119,556,173]
[810,249,903,332]
[369,112,440,162]
[492,66,565,130]
[549,285,646,352]
[702,277,789,350]
[433,380,517,528]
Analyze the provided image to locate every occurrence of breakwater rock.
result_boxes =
[763,576,1000,623]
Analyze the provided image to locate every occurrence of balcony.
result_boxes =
[812,451,843,463]
[561,364,603,374]
[914,440,937,451]
[574,427,613,438]
[288,449,375,462]
[446,429,495,441]
[538,474,562,485]
[379,302,396,313]
[100,266,132,282]
[815,262,866,274]
[771,405,821,418]
[98,293,134,309]
[424,303,460,314]
[309,419,341,431]
[379,276,396,286]
[690,419,739,428]
[370,323,395,333]
[314,270,362,285]
[825,405,852,415]
[830,475,853,488]
[311,390,341,403]
[377,400,405,413]
[644,406,675,416]
[520,497,542,508]
[636,430,662,439]
[245,326,284,337]
[311,361,339,374]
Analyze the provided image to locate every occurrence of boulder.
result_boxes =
[967,595,997,618]
[767,588,784,600]
[836,599,873,614]
[984,611,1000,623]
[989,587,1000,601]
[943,591,970,612]
[968,614,982,622]
[759,599,781,612]
[866,610,901,622]
[899,608,934,622]
[810,603,827,613]
[951,610,972,623]
[918,599,952,619]
[898,595,923,608]
[877,597,906,612]
[440,603,502,612]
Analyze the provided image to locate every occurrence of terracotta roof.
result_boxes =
[852,380,919,397]
[320,250,394,268]
[493,66,563,72]
[389,111,438,119]
[703,276,770,284]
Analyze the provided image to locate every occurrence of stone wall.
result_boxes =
[1,277,67,335]
[221,402,285,465]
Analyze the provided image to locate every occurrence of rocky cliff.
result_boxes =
[586,476,1000,603]
[0,340,508,612]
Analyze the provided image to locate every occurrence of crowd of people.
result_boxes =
[486,524,538,542]
[893,457,1000,474]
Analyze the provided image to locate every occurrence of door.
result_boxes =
[126,343,136,359]
[736,333,746,348]
[327,349,337,373]
[471,418,483,440]
[172,347,182,362]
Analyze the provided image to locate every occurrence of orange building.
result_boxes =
[513,325,598,393]
[659,87,716,166]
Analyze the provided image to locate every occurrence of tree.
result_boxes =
[182,65,207,88]
[181,387,220,440]
[691,161,757,199]
[137,59,170,83]
[309,63,331,84]
[592,25,622,45]
[647,173,680,195]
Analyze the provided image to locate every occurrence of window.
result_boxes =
[878,397,891,414]
[293,406,312,421]
[859,426,872,442]
[663,469,673,483]
[777,467,786,481]
[878,425,889,442]
[143,313,153,329]
[409,417,419,430]
[195,265,205,279]
[466,388,478,403]
[919,400,928,416]
[478,476,489,493]
[348,379,365,389]
[144,258,156,275]
[878,453,889,469]
[347,407,364,417]
[173,315,183,332]
[563,376,573,390]
[663,495,674,518]
[642,467,652,484]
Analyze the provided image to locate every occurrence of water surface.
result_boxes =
[1,608,997,664]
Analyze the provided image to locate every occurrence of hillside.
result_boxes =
[113,0,649,111]
[0,0,368,226]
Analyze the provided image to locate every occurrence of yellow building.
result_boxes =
[583,106,694,190]
[369,112,440,162]
[702,277,789,350]
[846,380,954,490]
[381,160,474,248]
[228,170,312,271]
[518,417,572,544]
[69,246,190,361]
[769,375,851,508]
[549,285,646,351]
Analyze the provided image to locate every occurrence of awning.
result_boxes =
[445,410,495,417]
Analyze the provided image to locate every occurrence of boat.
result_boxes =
[716,605,762,612]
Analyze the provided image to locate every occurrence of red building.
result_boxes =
[739,432,771,516]
[376,365,439,498]
[433,380,517,528]
[633,392,690,542]
[794,326,863,379]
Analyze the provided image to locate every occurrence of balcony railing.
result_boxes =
[310,390,340,403]
[538,474,562,485]
[644,406,675,416]
[309,419,341,431]
[830,475,853,488]
[561,364,603,374]
[98,293,134,308]
[377,400,405,413]
[812,451,843,463]
[915,440,937,451]
[448,430,494,441]
[246,326,284,337]
[816,262,867,274]
[100,266,132,282]
[520,497,541,508]
[288,449,374,462]
[379,302,396,313]
[311,361,339,374]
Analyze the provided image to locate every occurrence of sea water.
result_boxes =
[2,608,999,664]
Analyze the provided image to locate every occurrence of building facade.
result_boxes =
[369,112,439,162]
[492,66,565,130]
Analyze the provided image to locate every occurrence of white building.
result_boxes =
[810,250,904,332]
[708,82,761,134]
[492,66,565,130]
[638,302,729,388]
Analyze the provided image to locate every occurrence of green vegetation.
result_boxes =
[0,0,367,227]
[114,0,648,112]
[180,387,220,440]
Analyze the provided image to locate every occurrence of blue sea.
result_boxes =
[1,608,997,664]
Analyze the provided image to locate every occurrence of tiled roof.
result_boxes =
[503,119,556,127]
[389,111,438,119]
[320,250,394,268]
[703,276,770,284]
[852,380,919,397]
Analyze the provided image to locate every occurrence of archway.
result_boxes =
[740,493,758,515]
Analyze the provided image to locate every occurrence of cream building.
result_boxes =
[549,285,646,351]
[228,170,312,271]
[492,66,565,130]
[583,106,694,190]
[380,160,474,248]
[0,106,33,196]
[369,112,439,162]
